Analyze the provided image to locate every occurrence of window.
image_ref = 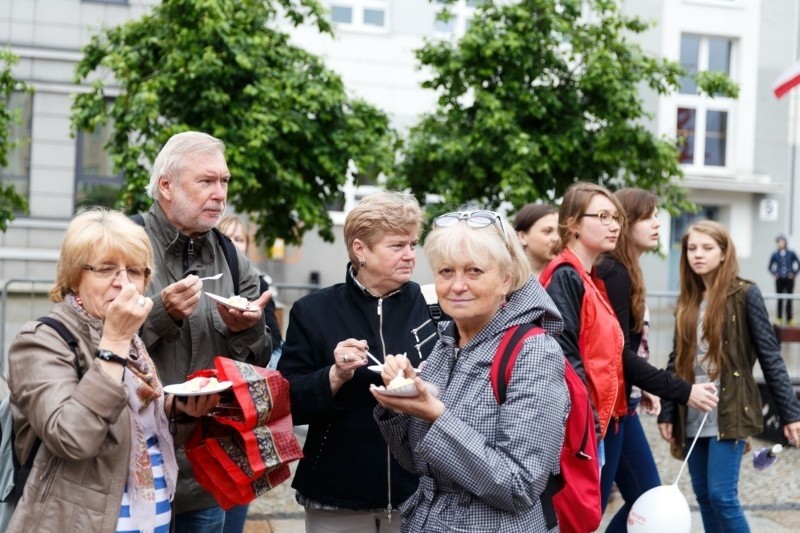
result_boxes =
[434,0,484,37]
[676,34,735,168]
[0,91,33,203]
[330,1,388,30]
[74,118,122,211]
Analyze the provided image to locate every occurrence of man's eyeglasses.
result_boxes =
[84,264,152,281]
[580,212,621,226]
[432,210,508,242]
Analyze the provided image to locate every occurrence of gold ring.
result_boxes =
[137,296,146,306]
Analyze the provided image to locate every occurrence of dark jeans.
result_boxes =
[776,277,795,320]
[175,505,226,533]
[222,504,249,533]
[600,411,661,532]
[686,437,749,533]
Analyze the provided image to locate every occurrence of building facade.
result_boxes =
[0,0,798,294]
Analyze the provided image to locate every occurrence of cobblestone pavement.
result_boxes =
[250,420,800,532]
[1,380,795,532]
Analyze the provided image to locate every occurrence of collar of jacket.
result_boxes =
[727,277,751,297]
[346,263,404,299]
[148,202,213,263]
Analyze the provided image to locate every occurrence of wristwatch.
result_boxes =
[95,349,128,367]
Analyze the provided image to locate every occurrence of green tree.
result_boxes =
[0,49,31,232]
[390,0,738,214]
[72,0,395,245]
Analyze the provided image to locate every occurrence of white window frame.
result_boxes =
[0,91,33,205]
[329,1,389,33]
[676,34,736,172]
[433,0,480,38]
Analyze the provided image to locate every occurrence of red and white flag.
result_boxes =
[773,59,800,99]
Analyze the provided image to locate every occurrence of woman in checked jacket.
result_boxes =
[372,209,568,532]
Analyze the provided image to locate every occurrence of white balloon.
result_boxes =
[627,484,691,533]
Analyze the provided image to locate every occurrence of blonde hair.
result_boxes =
[146,131,225,200]
[218,214,249,252]
[425,214,531,293]
[674,220,739,381]
[50,208,155,302]
[344,190,424,271]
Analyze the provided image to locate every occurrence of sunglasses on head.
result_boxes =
[432,210,509,243]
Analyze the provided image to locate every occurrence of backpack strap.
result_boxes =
[212,228,240,295]
[36,317,82,379]
[490,323,545,404]
[10,318,83,501]
[489,323,558,529]
[131,213,241,294]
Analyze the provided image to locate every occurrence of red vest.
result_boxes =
[540,248,626,438]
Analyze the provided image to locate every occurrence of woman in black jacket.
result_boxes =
[596,188,718,531]
[277,191,438,532]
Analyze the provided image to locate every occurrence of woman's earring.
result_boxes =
[359,260,366,268]
[575,231,580,239]
[499,296,508,310]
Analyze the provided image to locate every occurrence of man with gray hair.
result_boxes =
[138,131,272,532]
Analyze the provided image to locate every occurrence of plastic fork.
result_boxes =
[199,273,224,281]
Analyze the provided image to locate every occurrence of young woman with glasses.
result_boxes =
[372,208,567,532]
[538,182,626,466]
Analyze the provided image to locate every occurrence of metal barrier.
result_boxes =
[3,279,798,380]
[0,278,319,379]
[646,291,800,382]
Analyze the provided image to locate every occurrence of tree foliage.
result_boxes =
[390,0,733,215]
[72,0,395,245]
[0,49,30,232]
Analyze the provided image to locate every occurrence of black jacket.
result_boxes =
[278,266,438,510]
[596,256,691,405]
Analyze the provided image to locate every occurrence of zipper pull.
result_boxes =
[377,298,383,317]
[386,505,393,522]
[188,239,195,255]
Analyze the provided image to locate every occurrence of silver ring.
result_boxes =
[344,354,350,363]
[137,296,146,306]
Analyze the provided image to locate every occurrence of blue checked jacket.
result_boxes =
[375,276,569,532]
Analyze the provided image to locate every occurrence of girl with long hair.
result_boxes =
[596,189,717,531]
[658,220,800,532]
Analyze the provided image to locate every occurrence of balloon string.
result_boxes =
[673,410,710,485]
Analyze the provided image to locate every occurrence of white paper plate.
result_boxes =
[367,365,421,374]
[205,292,253,312]
[164,380,233,396]
[371,382,419,397]
[371,382,440,399]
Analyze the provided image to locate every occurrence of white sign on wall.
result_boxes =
[759,198,779,222]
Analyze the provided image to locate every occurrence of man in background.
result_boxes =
[769,234,800,326]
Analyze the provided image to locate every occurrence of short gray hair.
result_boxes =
[146,131,226,200]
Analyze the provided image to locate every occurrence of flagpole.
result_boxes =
[790,1,800,236]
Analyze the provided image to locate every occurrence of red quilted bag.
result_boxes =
[185,358,303,509]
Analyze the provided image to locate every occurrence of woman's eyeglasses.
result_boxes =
[432,210,508,242]
[84,264,152,281]
[580,211,621,226]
